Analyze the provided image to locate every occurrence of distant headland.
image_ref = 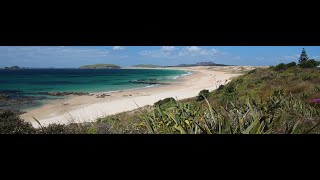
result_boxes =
[130,62,230,68]
[169,61,231,67]
[1,66,26,70]
[79,64,121,69]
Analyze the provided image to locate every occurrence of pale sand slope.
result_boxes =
[21,66,258,127]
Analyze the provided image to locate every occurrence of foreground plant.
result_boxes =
[142,92,320,134]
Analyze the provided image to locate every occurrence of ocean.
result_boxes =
[0,68,189,110]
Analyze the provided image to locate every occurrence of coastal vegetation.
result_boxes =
[2,60,320,134]
[1,49,320,134]
[79,64,121,69]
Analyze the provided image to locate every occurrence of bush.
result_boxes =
[314,85,320,92]
[37,123,94,134]
[247,69,257,74]
[143,92,320,134]
[218,85,225,90]
[154,97,176,108]
[224,83,236,94]
[299,59,319,69]
[273,63,287,71]
[197,89,210,101]
[0,110,36,134]
[272,62,297,71]
[37,124,66,134]
[286,62,297,68]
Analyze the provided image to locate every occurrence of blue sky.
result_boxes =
[0,46,319,68]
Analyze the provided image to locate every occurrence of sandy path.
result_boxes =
[21,66,247,127]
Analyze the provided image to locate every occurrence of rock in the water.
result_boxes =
[96,94,111,98]
[41,92,90,96]
[128,80,169,85]
[0,94,9,101]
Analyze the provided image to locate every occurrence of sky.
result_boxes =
[0,46,319,68]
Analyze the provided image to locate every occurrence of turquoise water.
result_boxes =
[0,69,188,110]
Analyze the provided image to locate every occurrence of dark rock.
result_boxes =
[41,92,90,96]
[0,94,35,111]
[0,94,9,101]
[96,94,111,98]
[129,80,170,85]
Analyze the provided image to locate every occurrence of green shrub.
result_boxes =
[286,62,297,68]
[299,59,319,68]
[314,85,320,92]
[37,124,66,134]
[154,97,176,108]
[218,85,225,90]
[247,69,257,74]
[0,110,36,134]
[272,62,297,71]
[142,93,320,134]
[224,83,236,94]
[273,63,287,71]
[197,89,210,101]
[86,127,97,134]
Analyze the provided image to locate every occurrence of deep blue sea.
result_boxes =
[0,69,189,110]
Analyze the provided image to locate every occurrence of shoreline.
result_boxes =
[19,69,192,112]
[20,66,257,127]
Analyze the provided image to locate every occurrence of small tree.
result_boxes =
[299,48,309,63]
[299,59,320,68]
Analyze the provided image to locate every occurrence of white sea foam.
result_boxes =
[171,71,193,80]
[182,71,193,76]
[145,84,159,88]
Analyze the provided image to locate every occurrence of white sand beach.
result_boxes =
[21,66,258,127]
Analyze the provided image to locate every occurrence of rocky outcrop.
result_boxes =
[0,94,35,111]
[0,94,9,101]
[96,94,111,98]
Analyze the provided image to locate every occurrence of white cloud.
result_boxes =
[112,46,125,51]
[281,54,300,61]
[186,46,201,52]
[256,54,320,66]
[139,46,177,58]
[179,46,219,57]
[0,46,116,58]
[140,46,221,59]
[0,46,131,68]
[311,56,320,60]
[161,46,175,52]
